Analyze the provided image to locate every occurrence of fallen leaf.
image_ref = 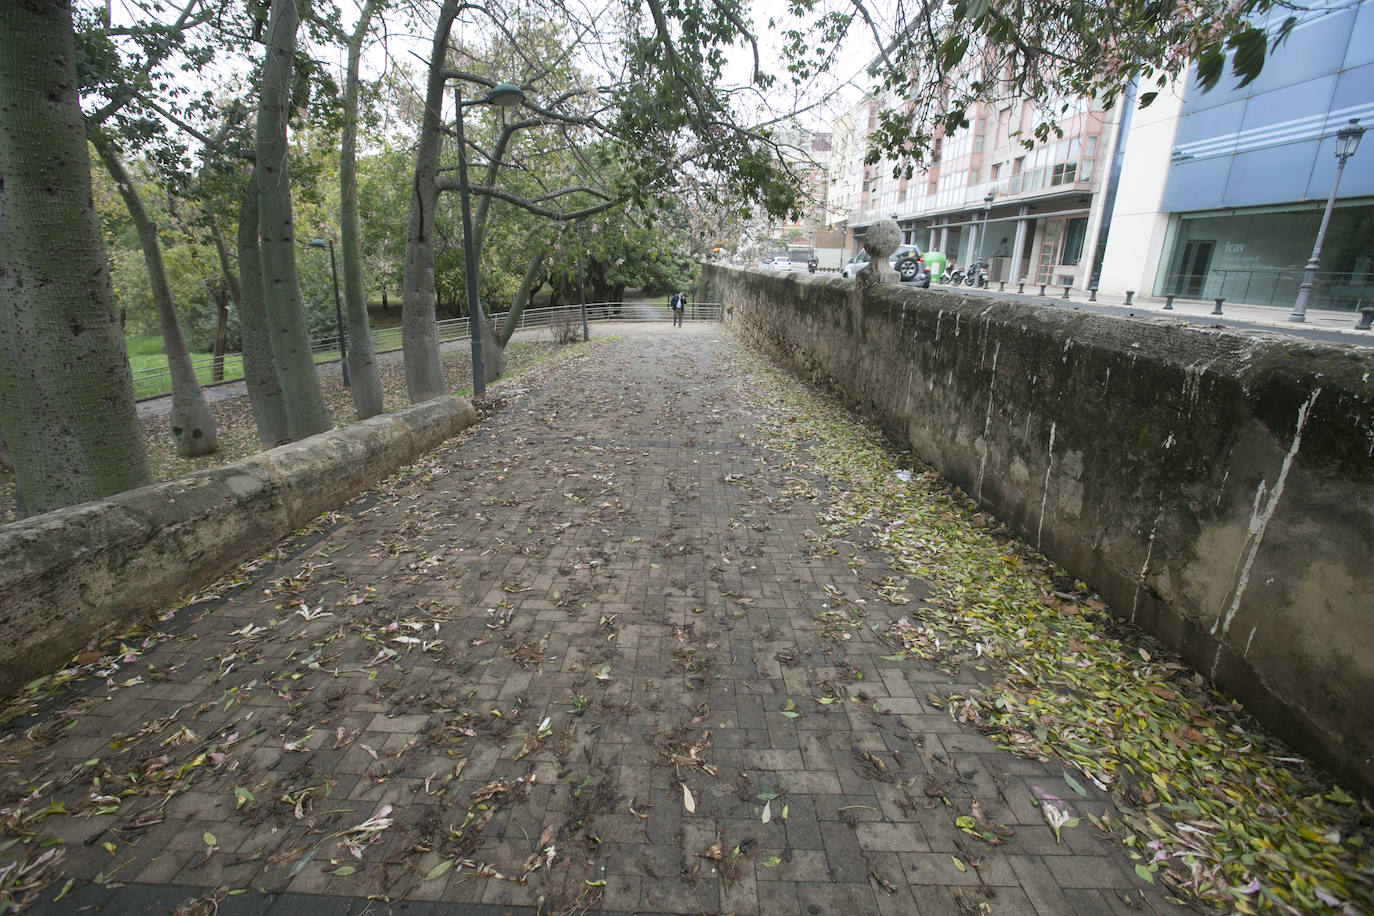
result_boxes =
[682,783,696,814]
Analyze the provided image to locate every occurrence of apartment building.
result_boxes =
[833,87,1123,290]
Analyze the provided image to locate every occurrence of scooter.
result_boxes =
[963,260,989,288]
[941,263,963,285]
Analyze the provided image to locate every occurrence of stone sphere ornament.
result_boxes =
[858,218,900,286]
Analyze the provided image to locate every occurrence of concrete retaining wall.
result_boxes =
[0,396,476,698]
[704,264,1374,796]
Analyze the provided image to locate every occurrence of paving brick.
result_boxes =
[0,329,1198,916]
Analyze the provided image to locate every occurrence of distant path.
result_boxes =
[135,294,686,420]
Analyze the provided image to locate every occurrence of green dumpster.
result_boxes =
[924,251,947,284]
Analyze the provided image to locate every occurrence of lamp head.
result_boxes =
[485,82,526,108]
[309,239,327,249]
[1335,118,1364,161]
[984,193,994,207]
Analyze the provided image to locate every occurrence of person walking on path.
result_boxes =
[669,290,686,327]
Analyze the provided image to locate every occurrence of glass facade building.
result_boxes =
[1156,0,1374,309]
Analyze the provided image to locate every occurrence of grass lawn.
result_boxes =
[124,307,406,399]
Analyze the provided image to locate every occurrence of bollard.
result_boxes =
[1017,282,1025,295]
[1163,295,1174,310]
[1039,284,1047,297]
[1062,285,1071,299]
[999,281,1006,292]
[1212,297,1225,315]
[1356,303,1373,330]
[1088,287,1098,302]
[1124,290,1135,306]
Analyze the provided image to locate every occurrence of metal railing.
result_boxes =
[130,301,723,400]
[1158,269,1372,311]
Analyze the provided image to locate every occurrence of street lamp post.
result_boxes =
[974,194,994,286]
[576,229,589,342]
[1290,118,1364,322]
[309,238,349,388]
[455,81,525,396]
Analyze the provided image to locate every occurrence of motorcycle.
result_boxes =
[963,260,989,288]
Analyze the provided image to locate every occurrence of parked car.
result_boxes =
[768,255,794,270]
[841,244,930,287]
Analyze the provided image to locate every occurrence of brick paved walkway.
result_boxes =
[5,327,1187,915]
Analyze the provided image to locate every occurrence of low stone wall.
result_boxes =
[704,264,1374,797]
[0,396,477,698]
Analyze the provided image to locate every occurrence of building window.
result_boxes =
[991,163,1002,180]
[1061,217,1088,266]
[1051,162,1077,185]
[1012,157,1024,175]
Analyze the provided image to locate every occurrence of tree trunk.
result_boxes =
[257,0,331,440]
[212,283,228,383]
[477,311,504,383]
[401,0,461,403]
[339,0,384,418]
[236,167,291,447]
[0,0,153,516]
[499,240,549,346]
[92,132,217,458]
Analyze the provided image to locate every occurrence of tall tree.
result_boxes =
[0,0,153,516]
[334,0,386,418]
[401,0,462,403]
[91,132,218,457]
[235,167,292,446]
[256,0,331,439]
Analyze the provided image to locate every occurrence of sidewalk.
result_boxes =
[2,327,1358,914]
[921,278,1372,345]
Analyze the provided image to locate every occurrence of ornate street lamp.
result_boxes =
[308,238,349,388]
[455,81,525,395]
[1290,118,1364,322]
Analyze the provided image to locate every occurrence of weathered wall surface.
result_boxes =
[704,265,1374,796]
[0,396,477,698]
